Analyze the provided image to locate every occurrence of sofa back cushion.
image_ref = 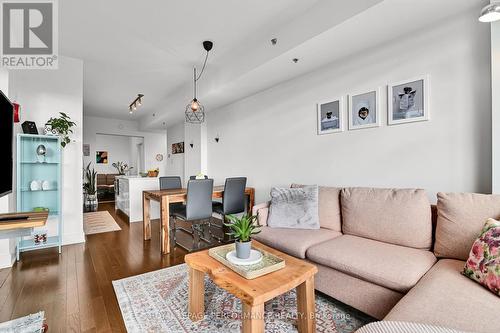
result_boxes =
[434,192,500,260]
[341,187,432,249]
[291,184,341,232]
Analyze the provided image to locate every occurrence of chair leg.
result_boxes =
[170,216,177,249]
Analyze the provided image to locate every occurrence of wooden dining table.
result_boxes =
[143,186,255,254]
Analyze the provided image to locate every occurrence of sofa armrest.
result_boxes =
[252,201,270,226]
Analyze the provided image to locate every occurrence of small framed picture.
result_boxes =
[348,89,380,130]
[317,97,344,135]
[96,151,108,164]
[388,75,429,125]
[171,142,184,154]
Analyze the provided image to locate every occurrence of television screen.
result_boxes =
[0,90,13,198]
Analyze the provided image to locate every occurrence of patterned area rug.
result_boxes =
[83,211,121,235]
[0,311,45,332]
[113,264,372,333]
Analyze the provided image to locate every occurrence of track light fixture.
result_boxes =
[129,94,144,114]
[185,41,214,124]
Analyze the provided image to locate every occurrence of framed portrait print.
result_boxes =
[348,89,380,130]
[317,97,344,135]
[388,75,429,125]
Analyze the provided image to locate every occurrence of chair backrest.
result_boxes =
[223,177,247,215]
[186,178,214,220]
[189,175,208,180]
[159,176,182,190]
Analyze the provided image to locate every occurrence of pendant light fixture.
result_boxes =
[479,2,500,22]
[185,40,213,123]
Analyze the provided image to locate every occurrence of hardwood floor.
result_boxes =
[0,203,187,332]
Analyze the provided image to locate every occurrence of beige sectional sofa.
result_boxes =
[252,187,500,333]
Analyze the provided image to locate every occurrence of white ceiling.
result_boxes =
[59,0,486,130]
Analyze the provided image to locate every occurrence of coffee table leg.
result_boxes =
[296,276,316,333]
[188,267,205,321]
[242,303,264,333]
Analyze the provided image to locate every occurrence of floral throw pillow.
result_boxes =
[463,218,500,296]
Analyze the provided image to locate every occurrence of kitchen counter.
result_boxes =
[115,176,161,222]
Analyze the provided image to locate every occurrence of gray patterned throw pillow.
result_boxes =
[267,185,320,229]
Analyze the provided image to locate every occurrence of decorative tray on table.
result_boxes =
[208,243,285,279]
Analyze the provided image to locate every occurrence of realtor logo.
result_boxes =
[0,0,58,69]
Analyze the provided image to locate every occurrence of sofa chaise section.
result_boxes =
[382,192,500,333]
[384,259,500,333]
[307,235,437,293]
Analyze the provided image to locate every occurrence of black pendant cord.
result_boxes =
[195,51,209,82]
[193,68,197,99]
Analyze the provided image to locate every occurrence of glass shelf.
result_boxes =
[21,161,59,165]
[21,188,59,192]
[18,236,60,251]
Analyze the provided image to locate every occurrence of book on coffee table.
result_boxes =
[208,243,285,279]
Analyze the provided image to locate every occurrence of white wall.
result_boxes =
[166,124,185,181]
[207,11,492,203]
[93,134,141,174]
[83,116,167,175]
[10,56,85,245]
[492,19,500,193]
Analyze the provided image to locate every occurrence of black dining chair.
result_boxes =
[169,178,214,250]
[211,177,247,241]
[189,175,208,180]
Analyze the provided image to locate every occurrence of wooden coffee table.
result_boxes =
[184,241,318,333]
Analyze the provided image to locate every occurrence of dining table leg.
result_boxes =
[143,192,151,240]
[160,195,170,254]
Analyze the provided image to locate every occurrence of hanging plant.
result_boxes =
[45,112,76,147]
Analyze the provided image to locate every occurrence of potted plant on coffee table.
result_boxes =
[224,214,261,259]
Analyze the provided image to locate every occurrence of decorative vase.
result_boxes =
[235,240,252,259]
[85,194,98,212]
[36,144,46,163]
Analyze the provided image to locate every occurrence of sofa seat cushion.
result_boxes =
[341,187,432,249]
[385,259,500,333]
[253,226,341,259]
[306,235,437,292]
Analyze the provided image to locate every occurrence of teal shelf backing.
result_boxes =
[16,134,62,260]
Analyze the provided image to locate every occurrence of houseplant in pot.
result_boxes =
[112,161,133,175]
[45,112,76,148]
[224,214,261,259]
[83,162,98,211]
